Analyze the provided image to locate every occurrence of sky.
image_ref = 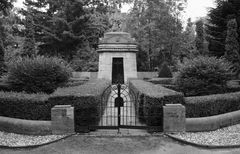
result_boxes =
[14,0,216,21]
[185,0,215,20]
[122,0,216,21]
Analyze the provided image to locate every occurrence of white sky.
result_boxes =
[14,0,216,21]
[185,0,215,20]
[122,0,216,21]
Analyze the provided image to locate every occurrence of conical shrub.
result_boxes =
[158,62,173,78]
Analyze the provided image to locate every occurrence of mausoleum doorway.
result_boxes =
[112,58,124,84]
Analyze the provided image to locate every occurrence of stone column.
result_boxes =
[163,104,186,132]
[51,105,75,135]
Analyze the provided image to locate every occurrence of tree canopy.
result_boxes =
[206,0,240,57]
[21,0,111,60]
[124,0,186,71]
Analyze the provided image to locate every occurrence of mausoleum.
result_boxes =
[97,32,138,84]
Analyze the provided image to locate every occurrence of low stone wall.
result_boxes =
[186,110,240,132]
[0,116,52,135]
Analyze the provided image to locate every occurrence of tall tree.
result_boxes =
[195,19,204,54]
[125,0,185,71]
[21,14,36,57]
[206,0,240,57]
[21,0,111,61]
[176,18,196,62]
[225,18,240,73]
[0,0,14,74]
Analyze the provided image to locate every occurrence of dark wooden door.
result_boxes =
[112,58,124,84]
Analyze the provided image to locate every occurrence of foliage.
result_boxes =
[0,91,50,119]
[21,0,111,61]
[0,79,110,132]
[206,0,240,57]
[49,79,111,131]
[185,91,240,117]
[176,18,197,62]
[195,19,204,54]
[0,9,24,74]
[158,62,173,78]
[174,56,233,96]
[7,56,73,94]
[21,14,36,57]
[225,18,240,74]
[129,79,184,128]
[124,0,186,71]
[70,47,98,72]
[148,78,173,85]
[0,35,5,75]
[0,0,13,15]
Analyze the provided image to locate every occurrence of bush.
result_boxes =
[158,62,173,78]
[62,78,89,87]
[174,56,233,96]
[0,92,50,120]
[49,79,110,131]
[0,79,111,132]
[129,80,184,130]
[7,56,73,94]
[185,91,240,117]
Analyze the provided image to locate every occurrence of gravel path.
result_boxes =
[0,131,66,147]
[171,124,240,146]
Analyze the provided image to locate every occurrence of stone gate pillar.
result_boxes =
[97,32,138,83]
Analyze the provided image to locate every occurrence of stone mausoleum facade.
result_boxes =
[97,32,138,84]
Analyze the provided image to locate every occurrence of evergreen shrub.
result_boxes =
[185,91,240,117]
[158,62,173,78]
[0,79,111,132]
[129,79,184,130]
[174,56,233,96]
[7,56,72,94]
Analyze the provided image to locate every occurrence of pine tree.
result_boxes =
[21,0,110,61]
[225,18,240,73]
[195,20,204,55]
[0,32,5,74]
[206,0,240,57]
[21,14,36,57]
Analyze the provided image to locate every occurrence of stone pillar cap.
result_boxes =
[99,31,136,44]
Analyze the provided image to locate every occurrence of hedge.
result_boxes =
[129,79,184,130]
[147,78,173,85]
[0,92,50,120]
[0,79,111,132]
[185,91,240,118]
[50,79,111,131]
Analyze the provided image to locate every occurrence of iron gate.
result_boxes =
[90,83,148,130]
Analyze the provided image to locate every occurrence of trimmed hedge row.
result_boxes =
[51,79,111,131]
[0,92,50,120]
[147,78,173,85]
[129,79,184,130]
[0,79,111,132]
[185,91,240,118]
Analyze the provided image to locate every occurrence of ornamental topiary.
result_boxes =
[174,56,233,96]
[7,56,73,94]
[158,62,173,78]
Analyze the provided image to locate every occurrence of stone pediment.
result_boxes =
[99,32,136,44]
